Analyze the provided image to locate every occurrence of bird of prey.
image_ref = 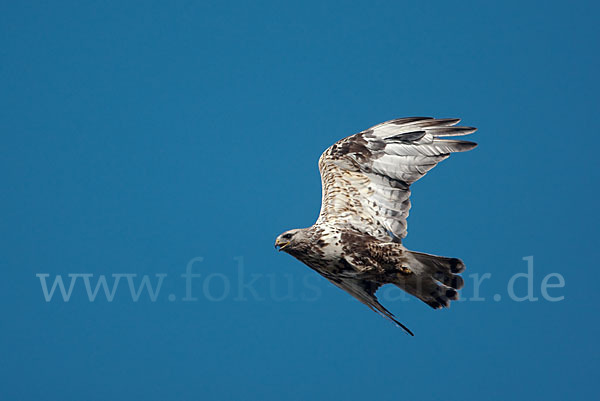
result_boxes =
[274,117,477,335]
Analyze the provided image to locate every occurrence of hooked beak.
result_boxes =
[274,239,290,252]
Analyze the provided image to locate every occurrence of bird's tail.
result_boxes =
[393,250,466,309]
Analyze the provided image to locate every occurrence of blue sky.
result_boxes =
[1,1,598,400]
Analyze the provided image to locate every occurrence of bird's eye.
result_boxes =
[282,233,292,240]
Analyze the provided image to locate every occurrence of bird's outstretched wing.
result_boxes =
[316,117,477,241]
[324,275,414,335]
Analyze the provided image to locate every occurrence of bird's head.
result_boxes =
[274,229,305,253]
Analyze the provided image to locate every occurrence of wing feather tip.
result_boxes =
[429,126,478,137]
[462,140,478,151]
[438,139,478,152]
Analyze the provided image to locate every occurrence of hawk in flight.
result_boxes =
[275,117,477,335]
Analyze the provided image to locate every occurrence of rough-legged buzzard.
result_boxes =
[275,117,477,335]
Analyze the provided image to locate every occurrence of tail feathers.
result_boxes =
[393,250,466,310]
[409,250,465,286]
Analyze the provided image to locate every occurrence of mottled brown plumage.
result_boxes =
[275,117,477,335]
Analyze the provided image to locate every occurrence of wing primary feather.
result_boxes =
[385,130,427,142]
[372,304,415,336]
[389,117,433,125]
[428,126,477,137]
[434,139,478,151]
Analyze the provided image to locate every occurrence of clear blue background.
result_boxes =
[1,1,598,400]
